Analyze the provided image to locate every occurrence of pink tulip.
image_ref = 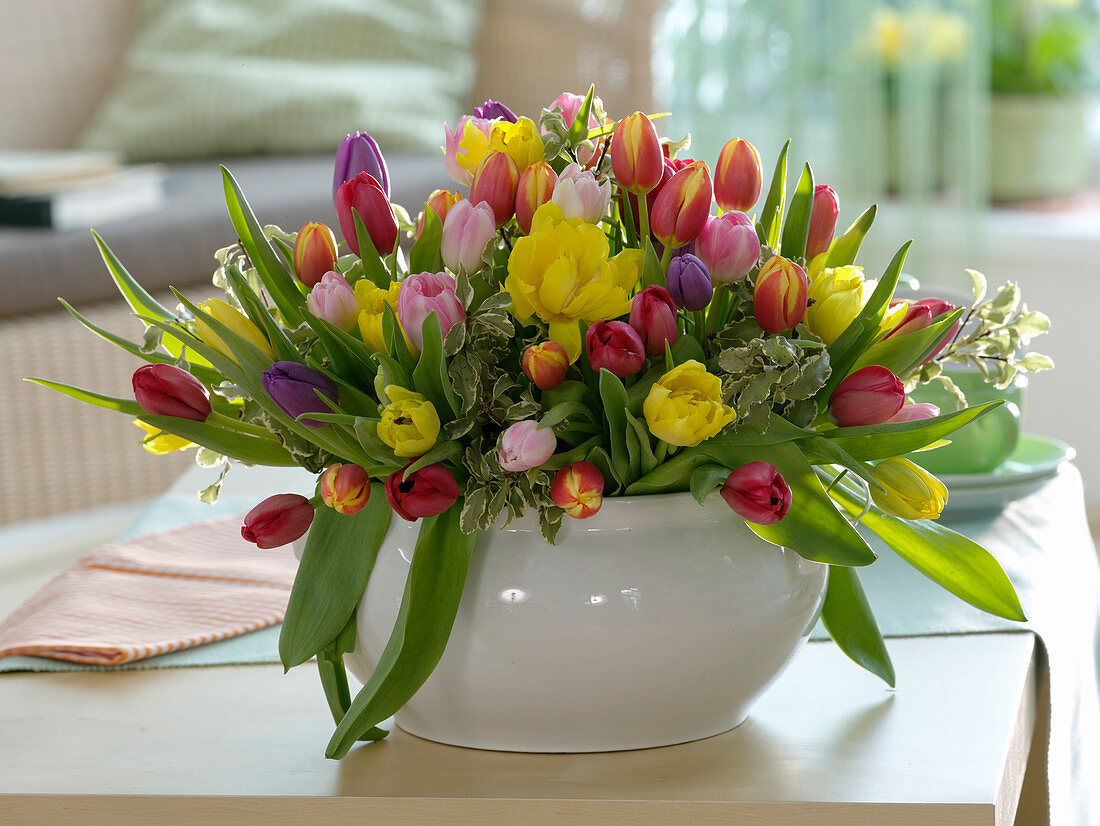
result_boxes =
[551,163,611,223]
[307,271,359,332]
[547,92,602,166]
[805,184,839,259]
[586,320,646,377]
[697,212,761,283]
[443,115,492,187]
[335,172,398,257]
[629,285,679,357]
[830,365,906,427]
[720,461,791,525]
[440,199,497,274]
[885,298,958,363]
[397,272,465,351]
[887,403,941,423]
[498,419,557,472]
[241,493,314,549]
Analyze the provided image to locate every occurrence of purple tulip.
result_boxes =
[697,212,761,283]
[333,131,389,203]
[473,99,518,122]
[666,253,714,311]
[397,272,466,351]
[498,420,557,472]
[262,361,338,428]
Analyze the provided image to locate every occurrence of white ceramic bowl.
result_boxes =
[345,492,828,753]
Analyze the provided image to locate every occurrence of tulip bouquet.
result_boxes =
[36,88,1052,758]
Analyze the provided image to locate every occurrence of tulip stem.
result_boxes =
[655,440,668,464]
[693,310,708,352]
[638,196,650,244]
[660,245,673,273]
[207,411,278,440]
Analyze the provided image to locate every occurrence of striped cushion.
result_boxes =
[77,0,484,161]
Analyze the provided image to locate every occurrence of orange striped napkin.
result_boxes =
[0,514,297,666]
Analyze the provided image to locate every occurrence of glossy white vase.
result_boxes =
[344,492,828,753]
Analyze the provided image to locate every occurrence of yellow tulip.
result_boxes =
[490,117,545,174]
[505,203,641,361]
[805,260,907,344]
[355,280,410,354]
[133,420,196,455]
[642,360,736,447]
[870,457,948,520]
[196,299,274,364]
[377,386,440,458]
[453,119,495,182]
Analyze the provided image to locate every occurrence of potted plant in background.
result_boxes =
[990,0,1096,201]
[33,88,1052,757]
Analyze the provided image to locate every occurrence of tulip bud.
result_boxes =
[241,493,314,549]
[416,189,460,239]
[666,253,714,311]
[440,199,497,274]
[887,402,940,423]
[522,341,570,390]
[629,285,679,357]
[829,365,905,427]
[261,361,338,428]
[650,161,713,248]
[551,162,611,224]
[611,112,663,195]
[586,320,646,377]
[753,256,809,334]
[335,172,399,257]
[132,364,211,422]
[515,161,557,235]
[551,460,605,519]
[869,457,948,520]
[397,272,465,351]
[196,298,274,364]
[498,420,557,472]
[720,461,792,525]
[474,99,518,122]
[547,92,603,167]
[470,150,520,227]
[307,271,359,332]
[333,131,389,202]
[697,212,761,283]
[377,386,440,458]
[319,463,371,515]
[805,184,840,259]
[385,461,461,521]
[713,138,762,213]
[292,222,338,288]
[884,298,958,362]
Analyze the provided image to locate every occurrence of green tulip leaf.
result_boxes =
[382,303,417,377]
[852,308,964,377]
[352,208,392,289]
[326,507,476,757]
[568,84,596,144]
[689,464,731,505]
[824,204,877,268]
[411,312,461,419]
[821,565,895,686]
[222,166,304,328]
[758,139,790,248]
[280,485,392,670]
[539,400,596,431]
[222,263,299,363]
[598,369,632,491]
[779,162,814,260]
[823,401,1001,461]
[409,207,444,274]
[829,482,1026,621]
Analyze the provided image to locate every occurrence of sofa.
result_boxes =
[0,0,658,526]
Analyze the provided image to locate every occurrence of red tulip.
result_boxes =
[241,493,314,549]
[805,184,839,259]
[522,341,570,390]
[385,461,461,521]
[753,256,808,334]
[713,138,762,213]
[515,161,557,235]
[585,320,646,377]
[335,172,399,257]
[132,364,211,422]
[720,461,791,525]
[829,365,905,427]
[470,150,519,227]
[629,285,679,357]
[415,189,460,239]
[611,112,664,195]
[650,161,713,248]
[551,461,605,519]
[292,222,338,288]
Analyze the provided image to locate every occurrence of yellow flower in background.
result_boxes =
[870,457,948,520]
[196,299,274,364]
[490,117,545,173]
[133,420,196,454]
[643,360,736,448]
[870,8,905,65]
[355,280,409,354]
[377,386,440,457]
[866,6,967,66]
[506,203,641,361]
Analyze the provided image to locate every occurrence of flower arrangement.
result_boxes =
[35,88,1053,759]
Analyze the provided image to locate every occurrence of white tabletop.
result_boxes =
[0,465,1044,825]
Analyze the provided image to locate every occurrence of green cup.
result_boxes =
[907,370,1025,475]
